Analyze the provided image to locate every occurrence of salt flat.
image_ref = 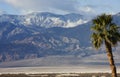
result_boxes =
[0,65,120,74]
[0,55,120,74]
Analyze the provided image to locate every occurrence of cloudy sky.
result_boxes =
[0,0,120,15]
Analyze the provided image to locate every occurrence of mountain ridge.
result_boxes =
[0,12,120,65]
[0,12,90,28]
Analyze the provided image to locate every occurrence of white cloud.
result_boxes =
[79,6,95,13]
[4,0,80,14]
[1,0,119,15]
[0,10,7,15]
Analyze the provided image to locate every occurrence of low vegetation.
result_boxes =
[0,74,30,77]
[0,73,120,77]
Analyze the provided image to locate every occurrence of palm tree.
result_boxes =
[91,14,120,77]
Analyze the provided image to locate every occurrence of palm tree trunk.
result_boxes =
[105,40,117,77]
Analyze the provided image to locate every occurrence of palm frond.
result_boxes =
[91,33,103,49]
[91,13,120,49]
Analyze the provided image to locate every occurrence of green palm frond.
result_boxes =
[91,25,102,33]
[91,13,120,49]
[91,33,103,49]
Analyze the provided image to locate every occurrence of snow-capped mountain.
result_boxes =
[0,12,119,66]
[0,12,90,28]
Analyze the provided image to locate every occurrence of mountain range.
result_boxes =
[0,12,120,67]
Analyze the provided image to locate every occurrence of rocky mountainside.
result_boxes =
[0,12,90,28]
[0,12,119,63]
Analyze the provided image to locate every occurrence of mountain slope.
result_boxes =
[0,12,120,64]
[0,22,93,62]
[0,12,90,28]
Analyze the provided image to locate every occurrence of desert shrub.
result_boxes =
[0,74,30,77]
[0,73,119,77]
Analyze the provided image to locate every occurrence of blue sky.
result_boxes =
[0,0,120,15]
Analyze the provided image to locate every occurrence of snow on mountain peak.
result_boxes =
[64,19,88,28]
[25,12,91,28]
[0,12,91,28]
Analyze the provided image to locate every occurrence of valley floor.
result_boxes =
[0,73,120,77]
[0,65,120,74]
